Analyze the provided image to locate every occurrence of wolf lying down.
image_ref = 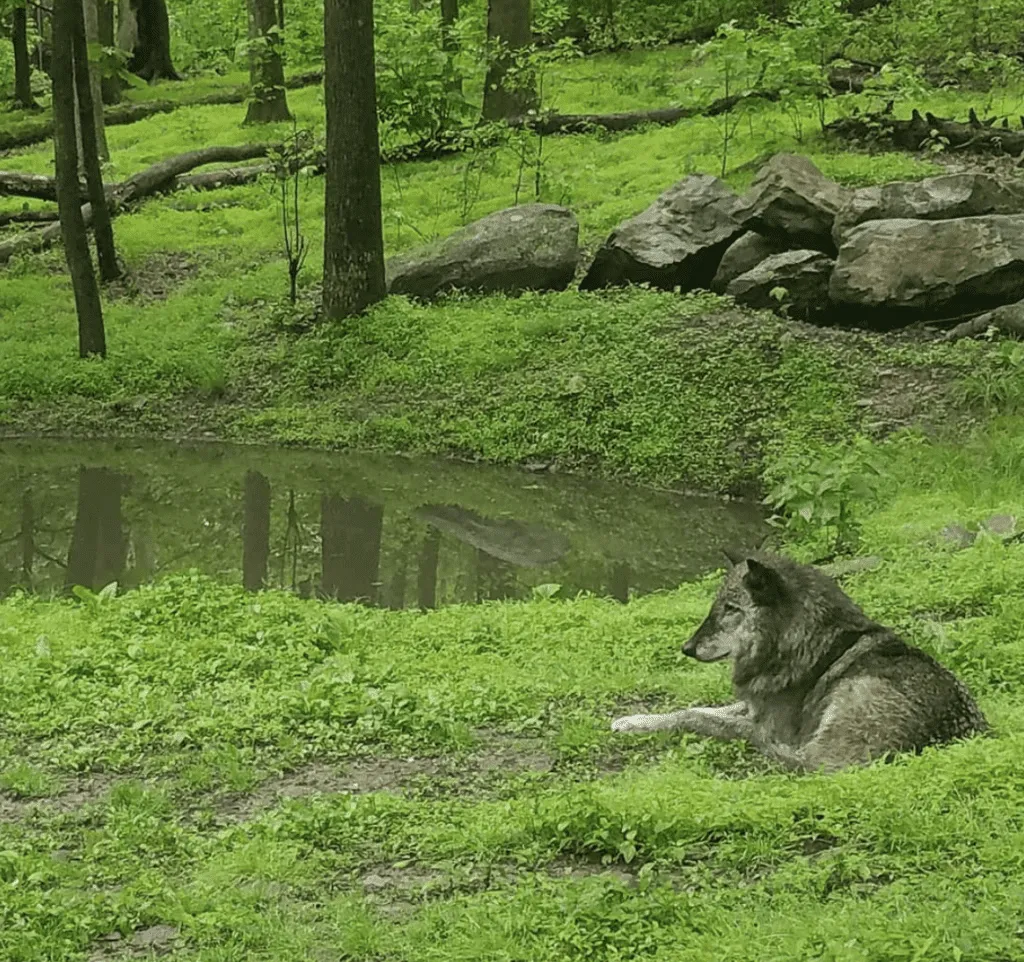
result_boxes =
[612,551,988,773]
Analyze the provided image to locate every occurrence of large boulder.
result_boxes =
[386,204,580,299]
[579,174,744,292]
[726,250,834,321]
[833,173,1024,247]
[711,231,791,293]
[730,153,852,253]
[830,214,1024,323]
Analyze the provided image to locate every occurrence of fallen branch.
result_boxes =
[826,106,1024,155]
[0,143,270,264]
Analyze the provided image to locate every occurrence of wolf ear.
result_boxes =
[742,558,785,606]
[722,547,745,568]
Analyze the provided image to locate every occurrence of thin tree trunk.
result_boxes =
[53,0,107,358]
[71,0,120,281]
[417,529,440,609]
[81,0,110,158]
[98,0,122,104]
[242,470,272,591]
[20,489,35,588]
[482,0,536,121]
[12,5,37,109]
[322,0,386,320]
[440,0,462,93]
[244,0,292,124]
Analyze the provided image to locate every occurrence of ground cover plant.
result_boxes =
[2,422,1024,960]
[4,0,1024,957]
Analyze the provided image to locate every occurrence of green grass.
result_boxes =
[2,423,1024,960]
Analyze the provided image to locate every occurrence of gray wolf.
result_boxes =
[612,551,988,772]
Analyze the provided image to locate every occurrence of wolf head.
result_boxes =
[682,550,872,693]
[682,550,788,664]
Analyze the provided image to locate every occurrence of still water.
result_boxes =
[0,440,768,606]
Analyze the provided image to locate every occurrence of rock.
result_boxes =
[579,174,743,292]
[833,173,1024,247]
[818,555,882,579]
[386,204,579,300]
[725,250,834,321]
[945,297,1024,341]
[711,231,791,293]
[940,523,976,549]
[730,153,852,253]
[829,214,1024,324]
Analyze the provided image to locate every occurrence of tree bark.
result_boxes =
[124,0,180,81]
[98,0,122,104]
[12,4,37,109]
[71,0,120,281]
[440,0,462,93]
[53,0,107,358]
[242,470,272,591]
[322,0,386,320]
[244,0,292,124]
[81,0,110,158]
[482,0,536,121]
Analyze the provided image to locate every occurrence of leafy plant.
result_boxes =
[766,438,886,552]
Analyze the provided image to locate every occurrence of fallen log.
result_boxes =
[0,143,270,264]
[0,70,325,153]
[826,107,1024,155]
[0,209,59,227]
[0,170,75,201]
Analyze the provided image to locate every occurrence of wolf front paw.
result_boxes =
[611,714,653,733]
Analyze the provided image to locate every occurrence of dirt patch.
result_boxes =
[216,736,555,824]
[106,252,201,302]
[0,774,118,822]
[89,924,180,960]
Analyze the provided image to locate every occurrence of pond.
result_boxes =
[0,439,768,607]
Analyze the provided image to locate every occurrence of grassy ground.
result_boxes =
[2,419,1024,961]
[4,39,1024,962]
[2,47,1018,490]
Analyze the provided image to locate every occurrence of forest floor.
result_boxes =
[3,42,1024,962]
[0,44,1021,491]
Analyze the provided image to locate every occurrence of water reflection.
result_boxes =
[0,440,769,607]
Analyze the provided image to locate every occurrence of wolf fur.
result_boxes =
[612,551,988,772]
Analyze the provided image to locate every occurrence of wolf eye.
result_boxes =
[723,602,742,614]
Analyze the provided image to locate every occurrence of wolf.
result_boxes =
[611,551,988,772]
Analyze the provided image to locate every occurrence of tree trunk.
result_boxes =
[417,529,440,609]
[81,0,110,159]
[65,468,126,592]
[440,0,462,93]
[482,0,536,121]
[53,0,107,358]
[124,0,180,81]
[244,0,292,124]
[12,5,36,109]
[20,489,35,589]
[319,494,384,605]
[98,0,122,104]
[322,0,386,320]
[71,0,121,282]
[242,470,272,591]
